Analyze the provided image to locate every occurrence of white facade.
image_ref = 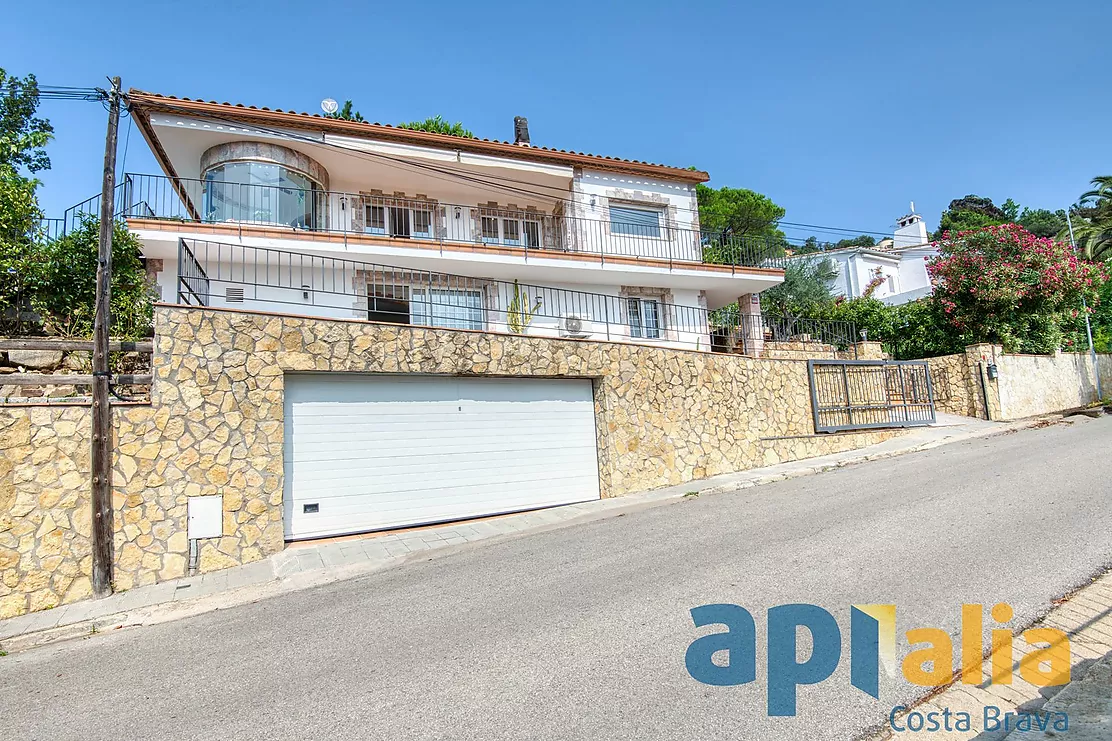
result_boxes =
[126,94,784,354]
[821,249,904,302]
[879,244,937,305]
[791,207,936,305]
[894,210,929,248]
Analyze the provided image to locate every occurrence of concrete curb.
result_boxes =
[0,414,1061,656]
[860,564,1112,741]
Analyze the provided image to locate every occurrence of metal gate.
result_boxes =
[808,359,935,432]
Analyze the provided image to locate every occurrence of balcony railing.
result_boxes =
[121,173,788,270]
[177,238,851,355]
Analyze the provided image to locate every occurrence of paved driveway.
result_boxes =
[4,416,1112,740]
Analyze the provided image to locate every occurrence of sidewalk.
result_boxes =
[871,570,1112,741]
[0,412,1034,654]
[1003,651,1112,740]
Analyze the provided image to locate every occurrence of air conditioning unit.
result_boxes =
[559,313,592,339]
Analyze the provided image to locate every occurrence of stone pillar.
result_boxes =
[738,293,764,357]
[964,343,1002,420]
[851,341,888,360]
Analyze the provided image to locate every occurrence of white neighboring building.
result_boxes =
[791,207,937,305]
[822,247,905,302]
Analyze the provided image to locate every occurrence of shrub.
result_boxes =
[15,217,152,338]
[928,224,1106,353]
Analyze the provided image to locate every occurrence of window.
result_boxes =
[203,161,324,229]
[365,205,386,234]
[411,289,485,331]
[479,211,545,247]
[368,286,410,324]
[627,298,660,339]
[481,216,500,243]
[610,205,662,238]
[413,209,433,238]
[388,207,411,238]
[524,219,541,248]
[365,201,435,238]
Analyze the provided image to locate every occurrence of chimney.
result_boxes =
[514,116,530,145]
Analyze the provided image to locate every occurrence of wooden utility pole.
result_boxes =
[91,77,122,598]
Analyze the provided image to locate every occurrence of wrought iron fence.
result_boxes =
[126,173,788,270]
[177,238,849,355]
[807,359,935,432]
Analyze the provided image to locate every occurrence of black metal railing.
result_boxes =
[808,359,935,432]
[29,218,66,243]
[177,238,849,355]
[124,173,788,270]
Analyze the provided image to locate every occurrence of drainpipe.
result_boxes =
[977,362,992,421]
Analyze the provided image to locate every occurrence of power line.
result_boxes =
[32,85,922,240]
[36,85,106,102]
[133,97,912,247]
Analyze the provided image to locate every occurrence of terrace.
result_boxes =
[106,173,790,272]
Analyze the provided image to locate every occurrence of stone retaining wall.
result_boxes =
[0,305,908,618]
[997,350,1112,419]
[923,344,1112,422]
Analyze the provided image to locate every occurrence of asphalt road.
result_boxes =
[4,416,1112,741]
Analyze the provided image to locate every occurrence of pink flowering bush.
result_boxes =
[927,224,1107,353]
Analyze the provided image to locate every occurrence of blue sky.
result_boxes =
[7,0,1110,243]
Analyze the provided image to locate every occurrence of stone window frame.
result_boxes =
[353,269,496,331]
[618,286,677,342]
[352,190,441,240]
[474,201,550,249]
[600,189,681,242]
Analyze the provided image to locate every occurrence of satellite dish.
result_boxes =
[321,98,338,115]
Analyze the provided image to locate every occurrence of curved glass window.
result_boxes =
[202,161,324,229]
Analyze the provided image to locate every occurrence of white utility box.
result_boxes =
[187,495,224,540]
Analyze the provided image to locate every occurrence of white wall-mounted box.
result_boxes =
[187,495,224,540]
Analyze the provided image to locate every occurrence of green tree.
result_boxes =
[760,257,838,315]
[397,115,474,138]
[696,184,786,240]
[24,217,152,338]
[934,195,1007,238]
[796,236,823,254]
[1016,207,1067,239]
[832,235,876,250]
[1,69,53,173]
[1064,176,1112,262]
[929,223,1106,353]
[0,69,52,326]
[325,100,364,122]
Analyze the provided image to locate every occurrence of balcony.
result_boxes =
[118,174,788,272]
[176,237,850,355]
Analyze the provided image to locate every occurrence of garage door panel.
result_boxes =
[289,448,600,486]
[284,374,602,540]
[290,475,599,514]
[290,433,597,458]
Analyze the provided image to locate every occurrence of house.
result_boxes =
[121,91,785,354]
[790,207,936,305]
[108,90,789,542]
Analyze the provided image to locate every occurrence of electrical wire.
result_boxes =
[30,85,923,241]
[36,85,106,102]
[131,96,916,247]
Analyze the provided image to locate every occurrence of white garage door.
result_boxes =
[283,374,602,540]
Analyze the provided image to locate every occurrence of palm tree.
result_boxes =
[1081,175,1112,203]
[1061,176,1112,262]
